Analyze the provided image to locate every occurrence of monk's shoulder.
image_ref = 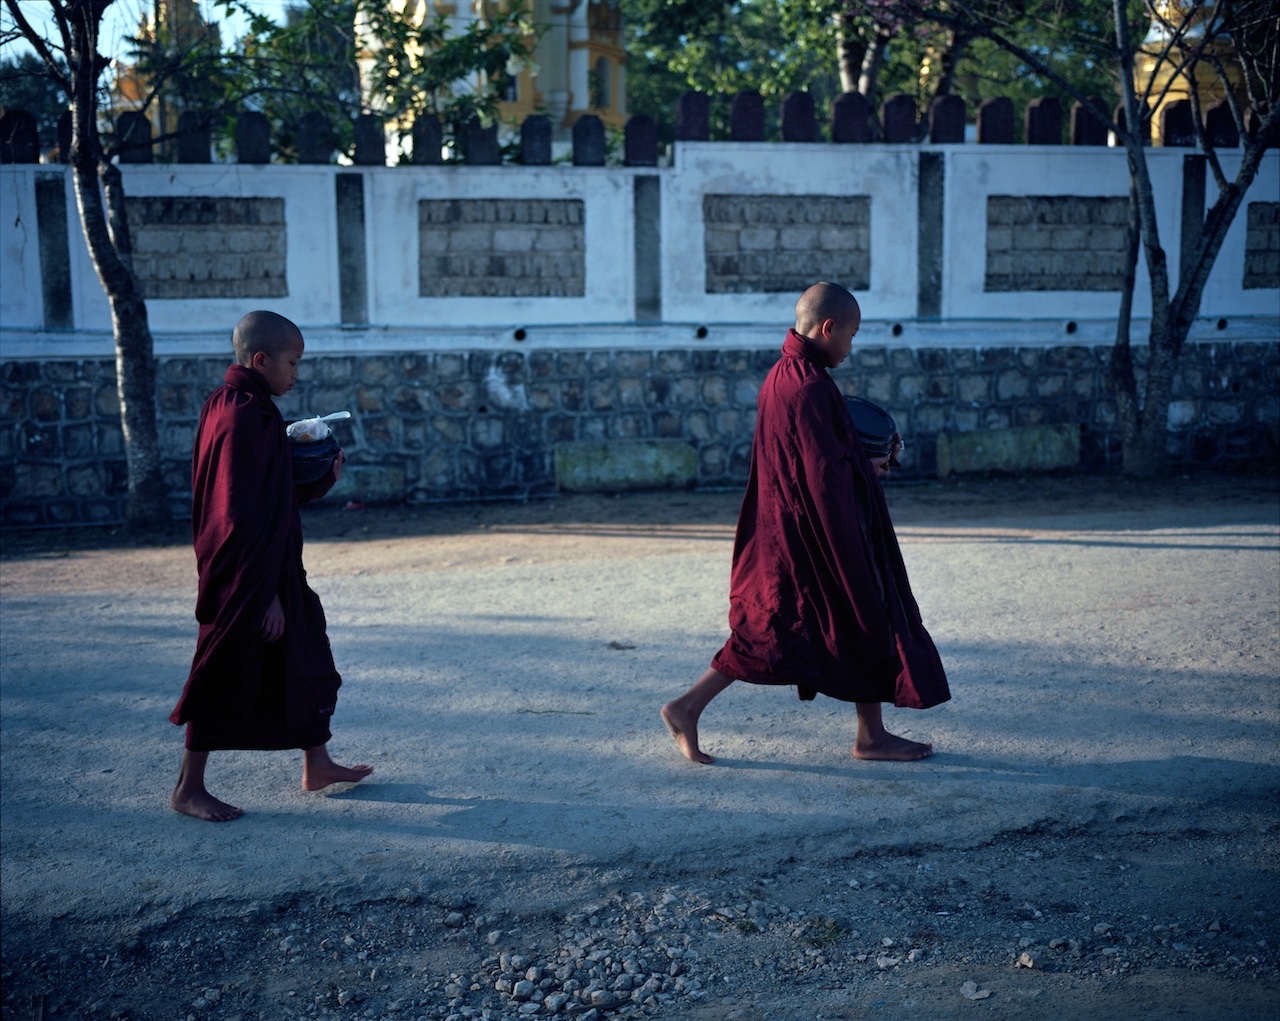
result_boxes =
[197,390,284,472]
[205,385,278,428]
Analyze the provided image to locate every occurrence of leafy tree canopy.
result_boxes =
[621,0,1130,142]
[5,0,540,163]
[0,51,69,150]
[210,0,536,161]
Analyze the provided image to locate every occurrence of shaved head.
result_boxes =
[232,310,304,366]
[794,282,861,337]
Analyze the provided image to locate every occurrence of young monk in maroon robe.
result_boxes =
[170,311,372,822]
[662,282,950,765]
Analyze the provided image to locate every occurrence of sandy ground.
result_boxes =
[1,470,1278,1020]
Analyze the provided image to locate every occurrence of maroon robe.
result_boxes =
[170,365,342,751]
[711,330,950,709]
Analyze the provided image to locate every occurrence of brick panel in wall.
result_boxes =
[418,199,586,297]
[125,197,287,299]
[1244,201,1279,290]
[984,195,1129,292]
[703,194,871,294]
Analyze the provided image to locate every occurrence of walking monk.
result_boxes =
[170,311,372,821]
[662,282,950,764]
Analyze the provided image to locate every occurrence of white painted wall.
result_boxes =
[2,147,1276,360]
[0,169,42,329]
[1201,153,1280,318]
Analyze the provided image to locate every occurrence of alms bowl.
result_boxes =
[290,433,340,485]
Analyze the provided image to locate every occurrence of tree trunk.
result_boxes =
[1112,1,1176,478]
[1110,181,1143,470]
[933,31,972,97]
[858,29,890,105]
[836,12,866,95]
[102,164,169,530]
[63,1,169,532]
[1108,6,1277,479]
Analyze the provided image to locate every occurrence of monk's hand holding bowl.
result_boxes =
[261,593,285,642]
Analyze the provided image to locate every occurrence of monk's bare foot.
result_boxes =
[661,702,714,764]
[853,732,933,762]
[171,787,243,822]
[302,760,373,791]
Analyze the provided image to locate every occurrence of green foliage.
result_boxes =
[620,0,1133,144]
[119,7,239,158]
[0,52,68,149]
[214,0,536,162]
[620,0,848,141]
[947,0,1129,142]
[212,0,363,161]
[3,0,537,163]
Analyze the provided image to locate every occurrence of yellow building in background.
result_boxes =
[502,0,626,131]
[111,0,221,155]
[115,1,626,159]
[1134,1,1246,145]
[358,0,626,148]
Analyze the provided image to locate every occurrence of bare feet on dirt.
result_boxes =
[170,787,244,823]
[852,731,934,761]
[660,702,714,764]
[302,745,374,791]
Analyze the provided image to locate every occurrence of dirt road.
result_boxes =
[2,471,1277,1020]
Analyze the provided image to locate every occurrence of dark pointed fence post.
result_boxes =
[976,97,1014,143]
[573,114,606,166]
[730,90,764,141]
[675,91,709,141]
[1115,101,1152,146]
[520,114,552,165]
[928,94,966,143]
[1070,97,1109,145]
[780,91,817,142]
[881,94,918,143]
[298,111,333,164]
[1160,100,1196,146]
[176,111,211,163]
[463,117,500,164]
[1024,97,1062,144]
[236,111,271,163]
[624,115,658,167]
[1203,100,1239,148]
[117,112,153,163]
[412,115,442,165]
[0,109,40,163]
[353,114,385,166]
[831,91,872,144]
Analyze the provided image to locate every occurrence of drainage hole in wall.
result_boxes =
[695,326,708,339]
[1217,318,1228,331]
[892,323,903,337]
[513,328,527,341]
[1065,321,1078,334]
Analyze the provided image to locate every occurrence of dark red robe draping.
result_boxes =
[170,365,342,751]
[711,329,950,710]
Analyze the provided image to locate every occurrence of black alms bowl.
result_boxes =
[290,432,339,485]
[843,396,898,459]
